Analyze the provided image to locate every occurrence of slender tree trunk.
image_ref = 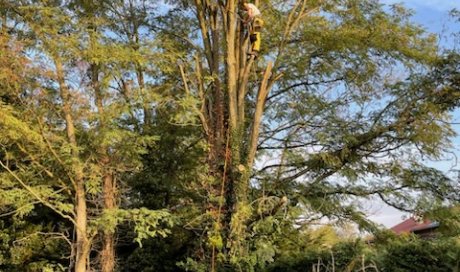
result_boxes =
[226,0,238,131]
[136,64,151,128]
[91,63,117,272]
[55,58,90,272]
[75,181,90,272]
[100,173,116,272]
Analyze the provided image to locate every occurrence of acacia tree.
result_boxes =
[159,0,460,270]
[1,0,459,271]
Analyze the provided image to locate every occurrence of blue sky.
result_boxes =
[381,0,460,12]
[382,0,459,41]
[380,0,460,39]
[368,0,460,228]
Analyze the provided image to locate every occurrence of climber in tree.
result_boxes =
[242,2,261,24]
[241,1,264,56]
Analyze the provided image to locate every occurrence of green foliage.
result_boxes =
[0,213,70,271]
[178,257,208,272]
[94,208,174,247]
[1,0,460,271]
[267,230,460,272]
[130,208,174,247]
[375,236,460,272]
[371,229,460,271]
[0,1,183,270]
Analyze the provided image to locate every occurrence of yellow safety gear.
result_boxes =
[251,32,261,52]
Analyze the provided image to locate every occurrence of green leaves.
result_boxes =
[94,208,174,247]
[0,0,459,270]
[131,208,174,246]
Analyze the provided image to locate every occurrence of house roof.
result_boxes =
[390,217,439,234]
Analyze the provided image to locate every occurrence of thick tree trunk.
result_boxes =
[226,0,252,261]
[192,1,279,269]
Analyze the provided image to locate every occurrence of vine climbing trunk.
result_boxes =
[193,2,230,270]
[192,0,279,269]
[224,0,248,262]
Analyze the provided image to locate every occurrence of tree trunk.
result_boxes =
[55,57,90,272]
[75,181,90,272]
[191,1,279,268]
[100,173,116,272]
[91,62,117,272]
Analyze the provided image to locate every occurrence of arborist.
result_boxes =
[241,1,264,56]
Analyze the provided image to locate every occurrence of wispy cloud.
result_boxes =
[380,0,460,12]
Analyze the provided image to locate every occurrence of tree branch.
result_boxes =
[0,160,77,226]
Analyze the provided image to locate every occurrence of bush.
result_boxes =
[375,236,460,272]
[266,234,460,272]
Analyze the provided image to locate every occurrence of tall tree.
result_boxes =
[160,0,460,270]
[1,0,459,271]
[0,1,173,271]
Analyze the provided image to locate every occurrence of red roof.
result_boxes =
[390,218,439,234]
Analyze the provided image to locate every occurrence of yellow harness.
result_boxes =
[250,17,264,53]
